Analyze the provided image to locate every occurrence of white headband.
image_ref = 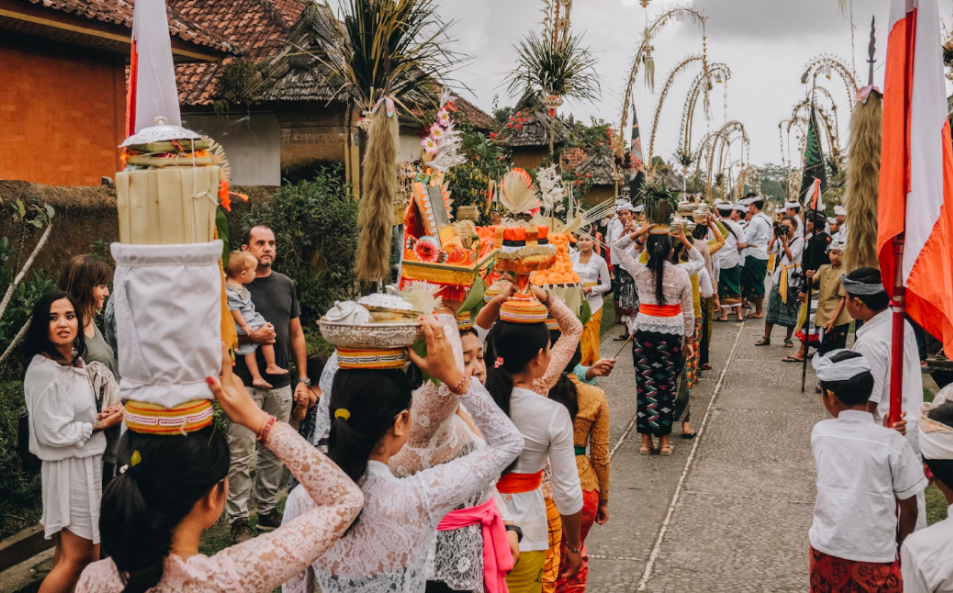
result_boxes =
[812,350,872,382]
[920,385,953,461]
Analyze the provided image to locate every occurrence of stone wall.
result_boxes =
[0,180,277,278]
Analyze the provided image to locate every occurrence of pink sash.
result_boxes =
[437,498,512,593]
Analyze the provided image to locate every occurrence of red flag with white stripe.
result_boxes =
[879,0,953,357]
[809,178,824,211]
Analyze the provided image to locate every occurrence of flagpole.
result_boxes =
[801,78,819,393]
[888,239,905,423]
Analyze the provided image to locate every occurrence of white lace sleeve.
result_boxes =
[613,234,645,279]
[224,422,363,593]
[312,353,340,446]
[683,245,705,277]
[390,315,468,474]
[412,380,523,525]
[679,271,694,336]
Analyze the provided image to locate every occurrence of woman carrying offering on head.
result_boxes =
[283,316,524,593]
[74,345,364,593]
[613,222,695,456]
[24,292,125,593]
[484,286,585,593]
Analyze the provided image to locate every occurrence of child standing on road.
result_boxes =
[800,237,852,354]
[226,251,288,390]
[809,350,927,593]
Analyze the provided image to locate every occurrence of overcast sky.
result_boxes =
[441,0,953,167]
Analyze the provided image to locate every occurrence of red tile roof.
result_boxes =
[19,0,237,53]
[171,0,307,105]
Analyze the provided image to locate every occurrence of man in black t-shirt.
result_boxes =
[226,225,310,542]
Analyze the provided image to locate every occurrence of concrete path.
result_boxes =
[585,314,828,592]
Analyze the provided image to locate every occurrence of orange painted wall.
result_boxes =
[0,44,125,186]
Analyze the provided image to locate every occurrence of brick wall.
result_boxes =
[0,44,124,186]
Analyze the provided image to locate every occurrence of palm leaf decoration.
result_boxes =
[313,0,466,112]
[642,179,680,227]
[504,31,600,102]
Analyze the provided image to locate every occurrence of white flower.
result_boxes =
[437,109,451,127]
[422,137,438,154]
[430,125,444,141]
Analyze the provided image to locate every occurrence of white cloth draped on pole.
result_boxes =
[130,0,182,133]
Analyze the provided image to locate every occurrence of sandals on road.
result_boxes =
[659,445,674,456]
[755,338,770,346]
[782,356,804,363]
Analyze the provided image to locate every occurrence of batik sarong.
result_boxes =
[809,547,903,593]
[687,320,702,388]
[617,269,637,316]
[717,265,743,308]
[632,331,685,437]
[765,279,800,328]
[741,255,768,300]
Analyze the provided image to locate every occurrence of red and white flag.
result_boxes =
[809,178,824,212]
[879,0,953,355]
[126,0,181,137]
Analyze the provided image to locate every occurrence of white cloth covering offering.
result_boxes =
[110,241,223,407]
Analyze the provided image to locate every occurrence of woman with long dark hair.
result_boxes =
[484,288,584,593]
[60,254,122,482]
[75,347,364,593]
[283,316,524,593]
[613,223,695,456]
[24,292,124,593]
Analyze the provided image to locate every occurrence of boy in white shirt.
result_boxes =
[809,349,927,593]
[901,387,953,593]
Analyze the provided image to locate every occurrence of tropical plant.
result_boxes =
[316,0,464,112]
[504,32,600,105]
[642,179,680,227]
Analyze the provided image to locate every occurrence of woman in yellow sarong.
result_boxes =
[571,233,612,366]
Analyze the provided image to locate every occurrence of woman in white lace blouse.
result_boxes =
[283,316,524,593]
[613,223,695,456]
[306,313,518,593]
[76,351,364,593]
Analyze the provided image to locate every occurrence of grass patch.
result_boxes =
[924,387,936,403]
[926,483,948,526]
[199,495,288,557]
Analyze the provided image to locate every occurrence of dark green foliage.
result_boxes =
[0,237,56,375]
[505,32,600,101]
[566,117,612,150]
[446,132,514,224]
[0,380,42,538]
[213,59,263,114]
[239,166,359,327]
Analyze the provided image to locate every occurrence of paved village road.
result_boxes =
[584,312,828,593]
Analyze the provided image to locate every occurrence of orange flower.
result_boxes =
[219,180,231,212]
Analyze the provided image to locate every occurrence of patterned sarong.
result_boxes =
[617,269,638,317]
[741,256,768,300]
[687,320,702,388]
[809,547,903,593]
[717,265,743,308]
[765,279,800,328]
[632,331,685,437]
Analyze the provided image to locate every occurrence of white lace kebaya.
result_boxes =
[389,316,510,592]
[282,371,524,593]
[75,423,364,593]
[612,234,695,337]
